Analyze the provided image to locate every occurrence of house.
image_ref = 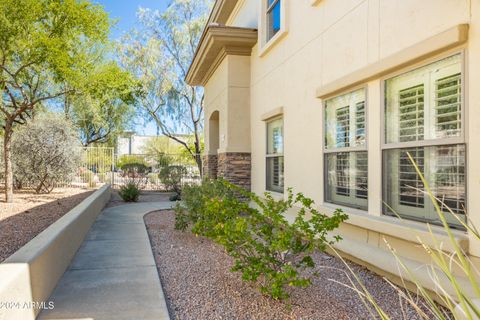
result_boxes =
[186,0,479,299]
[116,132,191,156]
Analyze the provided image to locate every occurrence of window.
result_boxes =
[266,118,284,193]
[383,54,466,228]
[324,89,368,210]
[266,0,281,42]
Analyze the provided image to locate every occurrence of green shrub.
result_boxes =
[147,172,159,184]
[81,168,96,186]
[159,165,187,195]
[117,155,149,170]
[11,113,82,193]
[118,182,140,202]
[175,179,348,299]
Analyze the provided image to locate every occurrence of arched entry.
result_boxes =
[204,111,219,179]
[208,111,219,153]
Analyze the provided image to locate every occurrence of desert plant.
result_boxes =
[81,168,95,183]
[159,165,187,195]
[175,179,348,299]
[117,155,149,189]
[118,182,140,202]
[11,114,82,193]
[336,152,480,319]
[117,155,149,171]
[147,172,159,184]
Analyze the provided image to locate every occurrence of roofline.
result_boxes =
[185,0,253,86]
[185,26,258,86]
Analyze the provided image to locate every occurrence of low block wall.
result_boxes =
[0,185,111,320]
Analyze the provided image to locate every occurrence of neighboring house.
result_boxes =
[186,0,479,300]
[116,132,190,156]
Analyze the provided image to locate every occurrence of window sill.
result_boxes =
[319,203,468,254]
[259,28,288,57]
[265,190,284,199]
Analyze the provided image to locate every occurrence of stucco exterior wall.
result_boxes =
[199,0,479,299]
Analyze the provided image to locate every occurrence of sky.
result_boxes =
[94,0,170,41]
[94,0,172,136]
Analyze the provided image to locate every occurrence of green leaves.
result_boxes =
[174,179,349,299]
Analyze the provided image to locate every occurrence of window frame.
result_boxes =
[322,86,369,210]
[266,0,281,42]
[259,0,288,57]
[380,50,467,227]
[380,51,466,149]
[266,116,284,194]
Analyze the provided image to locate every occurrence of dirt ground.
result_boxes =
[0,188,94,262]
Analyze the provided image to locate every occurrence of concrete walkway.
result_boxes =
[39,202,172,320]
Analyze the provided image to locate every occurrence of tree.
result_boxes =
[66,61,138,146]
[12,113,82,193]
[0,0,112,202]
[118,0,213,176]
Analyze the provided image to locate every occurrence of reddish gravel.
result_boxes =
[145,210,432,320]
[0,188,94,262]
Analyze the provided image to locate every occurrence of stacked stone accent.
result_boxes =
[217,152,251,191]
[202,154,218,179]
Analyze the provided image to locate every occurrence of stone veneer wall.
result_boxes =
[217,152,251,191]
[203,154,218,179]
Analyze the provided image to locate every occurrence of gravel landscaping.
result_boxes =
[145,210,430,320]
[0,188,94,262]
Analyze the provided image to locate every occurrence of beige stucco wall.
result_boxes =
[204,55,251,155]
[202,0,479,299]
[0,185,111,320]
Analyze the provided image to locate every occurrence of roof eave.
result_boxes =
[185,26,258,86]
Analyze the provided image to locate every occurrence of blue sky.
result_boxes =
[94,0,171,135]
[94,0,170,40]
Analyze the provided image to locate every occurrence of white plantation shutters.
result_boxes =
[336,106,350,148]
[383,54,466,228]
[266,118,284,193]
[398,85,424,142]
[355,101,366,144]
[324,89,368,210]
[435,73,461,138]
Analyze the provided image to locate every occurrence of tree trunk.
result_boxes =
[3,124,13,203]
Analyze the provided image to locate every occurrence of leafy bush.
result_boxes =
[81,168,95,183]
[147,172,159,184]
[117,155,149,171]
[159,165,186,195]
[175,179,348,299]
[118,182,140,202]
[117,155,148,189]
[11,114,82,193]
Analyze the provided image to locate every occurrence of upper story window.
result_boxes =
[324,89,368,210]
[266,0,281,42]
[266,117,284,193]
[382,53,466,228]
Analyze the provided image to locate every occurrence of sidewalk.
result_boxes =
[39,202,172,320]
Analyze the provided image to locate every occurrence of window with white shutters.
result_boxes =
[325,88,368,210]
[266,118,284,193]
[383,54,466,229]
